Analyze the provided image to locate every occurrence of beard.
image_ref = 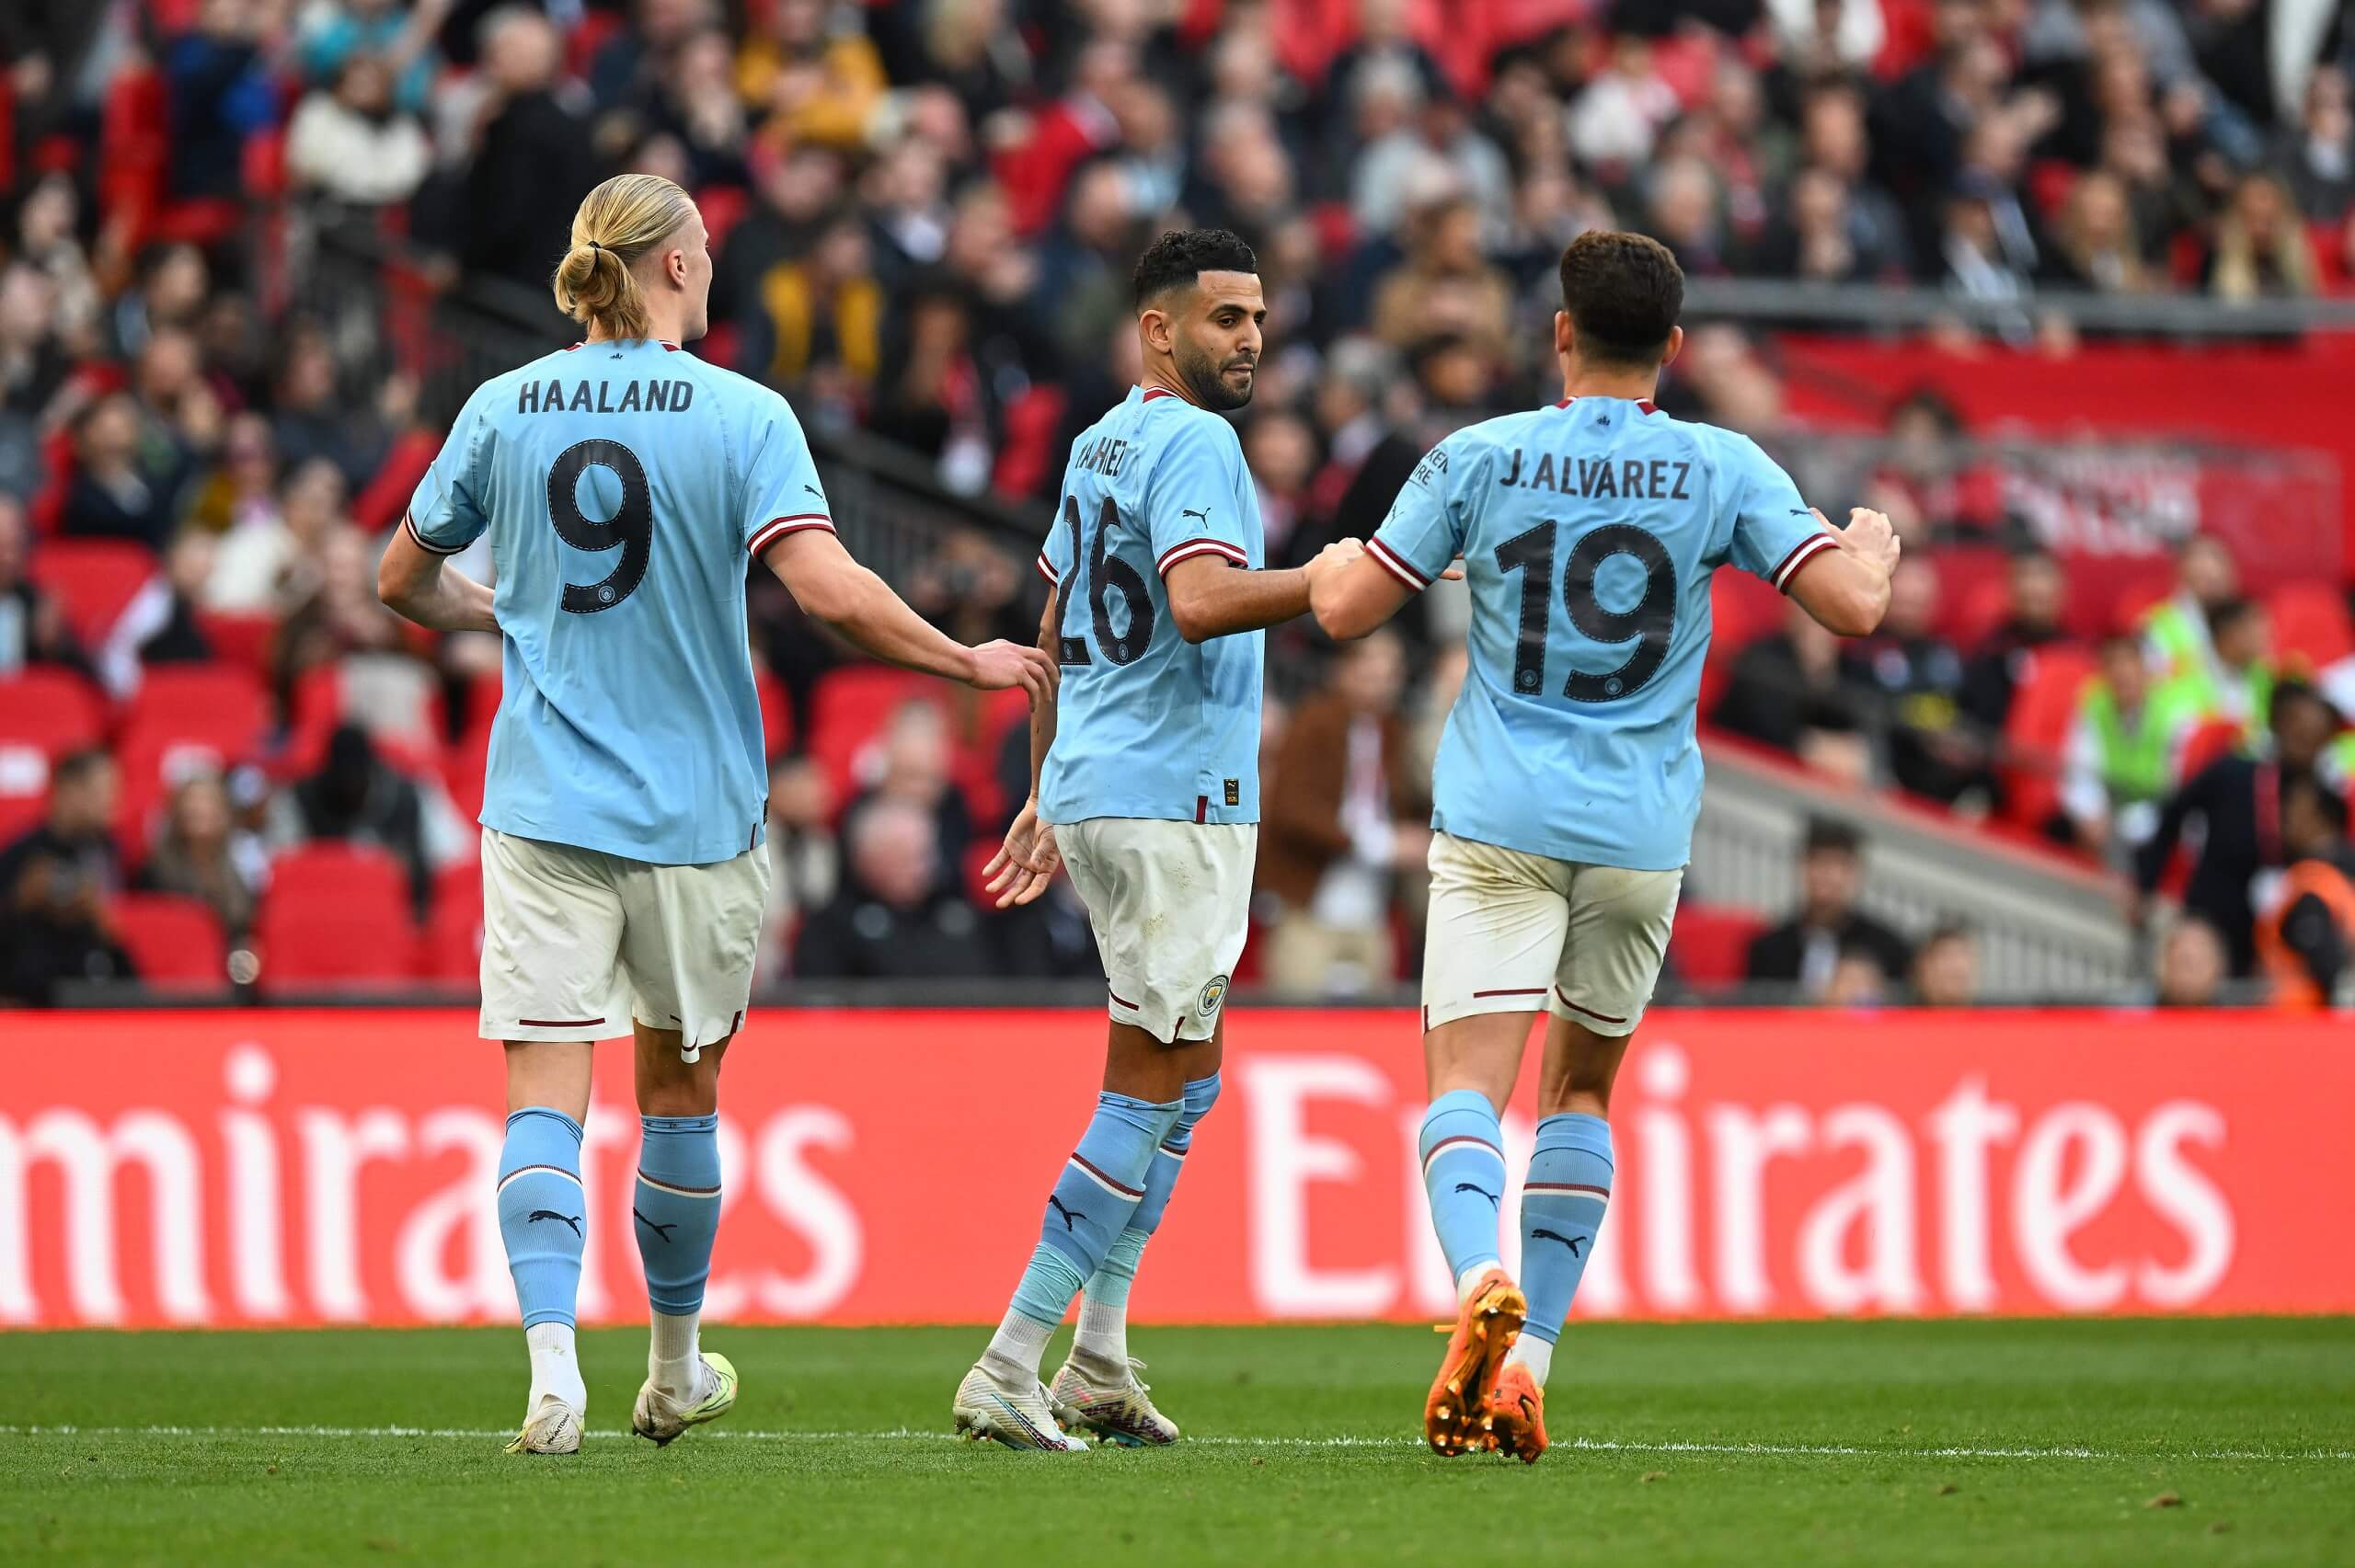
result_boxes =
[1176,337,1255,412]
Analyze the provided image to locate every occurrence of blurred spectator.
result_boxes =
[270,326,398,490]
[97,527,218,698]
[1842,557,1987,806]
[273,526,410,707]
[2278,64,2352,221]
[2048,169,2155,291]
[1568,34,1679,177]
[137,769,267,940]
[0,850,136,1005]
[0,494,90,676]
[2135,680,2341,974]
[793,795,988,979]
[2206,170,2315,299]
[2139,533,2240,683]
[749,212,883,392]
[1246,411,1320,563]
[0,748,122,906]
[285,52,434,209]
[2177,596,2274,738]
[909,527,1030,650]
[295,0,448,113]
[1745,818,1913,994]
[759,755,840,977]
[1910,921,1981,1005]
[2153,917,2228,1006]
[209,457,347,615]
[2256,773,2355,1006]
[1259,630,1426,1000]
[0,264,70,421]
[2060,631,2200,854]
[164,0,276,204]
[63,393,178,549]
[1959,548,2071,738]
[1823,946,1891,1008]
[460,8,602,293]
[268,723,440,914]
[1714,602,1878,784]
[737,0,888,152]
[841,701,971,899]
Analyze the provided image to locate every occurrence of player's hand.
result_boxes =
[984,800,1062,908]
[965,638,1058,704]
[1438,555,1466,582]
[1307,537,1365,583]
[1821,506,1901,578]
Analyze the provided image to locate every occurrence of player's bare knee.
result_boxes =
[1538,1018,1629,1116]
[635,1032,729,1116]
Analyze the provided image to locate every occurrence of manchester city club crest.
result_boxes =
[1199,975,1230,1016]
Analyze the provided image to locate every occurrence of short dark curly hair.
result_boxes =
[1558,231,1684,366]
[1132,228,1258,309]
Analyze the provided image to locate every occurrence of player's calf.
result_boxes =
[496,1105,590,1454]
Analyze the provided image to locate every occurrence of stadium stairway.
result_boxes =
[1693,733,2134,1000]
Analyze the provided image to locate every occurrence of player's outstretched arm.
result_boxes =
[1786,507,1900,637]
[377,519,497,634]
[764,528,1056,701]
[1163,555,1314,643]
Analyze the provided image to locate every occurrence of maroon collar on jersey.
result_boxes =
[1555,395,1658,414]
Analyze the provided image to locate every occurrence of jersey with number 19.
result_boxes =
[407,337,823,1048]
[1030,384,1266,1043]
[1373,395,1832,1037]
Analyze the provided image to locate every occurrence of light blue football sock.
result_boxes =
[1077,1072,1221,1367]
[984,1090,1181,1379]
[497,1107,586,1331]
[1515,1114,1614,1367]
[1418,1089,1507,1296]
[633,1113,721,1317]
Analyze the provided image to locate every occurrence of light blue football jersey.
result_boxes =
[407,337,831,865]
[1370,395,1835,871]
[1035,386,1264,826]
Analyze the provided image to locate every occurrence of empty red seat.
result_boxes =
[30,539,155,647]
[2000,646,2098,829]
[752,662,792,762]
[194,611,278,677]
[2267,582,2354,673]
[256,841,418,992]
[0,669,107,841]
[423,862,484,981]
[1671,904,1764,988]
[115,663,272,846]
[109,892,228,989]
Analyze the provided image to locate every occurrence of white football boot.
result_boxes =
[953,1361,1089,1451]
[1048,1356,1179,1447]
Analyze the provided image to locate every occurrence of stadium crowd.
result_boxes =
[4,0,2354,1007]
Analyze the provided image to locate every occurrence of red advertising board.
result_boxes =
[2,1008,2348,1329]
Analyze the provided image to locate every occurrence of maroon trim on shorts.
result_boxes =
[518,1016,604,1029]
[1472,987,1547,999]
[1554,987,1626,1025]
[1195,795,1208,824]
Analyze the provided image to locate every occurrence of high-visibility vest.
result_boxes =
[2257,857,2355,1009]
[2080,681,2197,806]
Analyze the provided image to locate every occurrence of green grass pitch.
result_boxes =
[4,1319,2350,1565]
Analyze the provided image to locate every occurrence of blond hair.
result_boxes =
[550,174,697,339]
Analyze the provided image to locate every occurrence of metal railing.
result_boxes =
[1684,277,2355,338]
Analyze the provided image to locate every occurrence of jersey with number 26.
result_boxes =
[1369,395,1835,871]
[407,337,833,865]
[1035,385,1264,827]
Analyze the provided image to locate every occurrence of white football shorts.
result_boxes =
[1419,830,1682,1037]
[1055,816,1257,1043]
[477,826,770,1058]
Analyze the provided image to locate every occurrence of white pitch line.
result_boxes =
[2,1425,2348,1463]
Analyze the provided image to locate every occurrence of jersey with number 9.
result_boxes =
[1034,385,1264,828]
[1369,395,1834,872]
[406,338,831,865]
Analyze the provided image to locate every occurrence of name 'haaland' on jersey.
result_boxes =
[512,375,698,416]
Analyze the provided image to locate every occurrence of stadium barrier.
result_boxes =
[3,1008,2346,1330]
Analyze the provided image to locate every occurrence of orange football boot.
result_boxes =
[1487,1361,1548,1464]
[1423,1266,1526,1456]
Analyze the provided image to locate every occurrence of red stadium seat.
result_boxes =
[0,669,108,841]
[115,664,273,847]
[1999,646,2098,830]
[30,539,155,648]
[255,841,419,993]
[808,665,942,795]
[109,892,228,990]
[195,611,278,678]
[2177,717,2245,783]
[1671,904,1763,989]
[2266,582,2354,673]
[753,662,793,761]
[423,863,484,982]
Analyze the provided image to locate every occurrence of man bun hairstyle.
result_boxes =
[1557,230,1684,367]
[1132,227,1258,309]
[552,173,697,339]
